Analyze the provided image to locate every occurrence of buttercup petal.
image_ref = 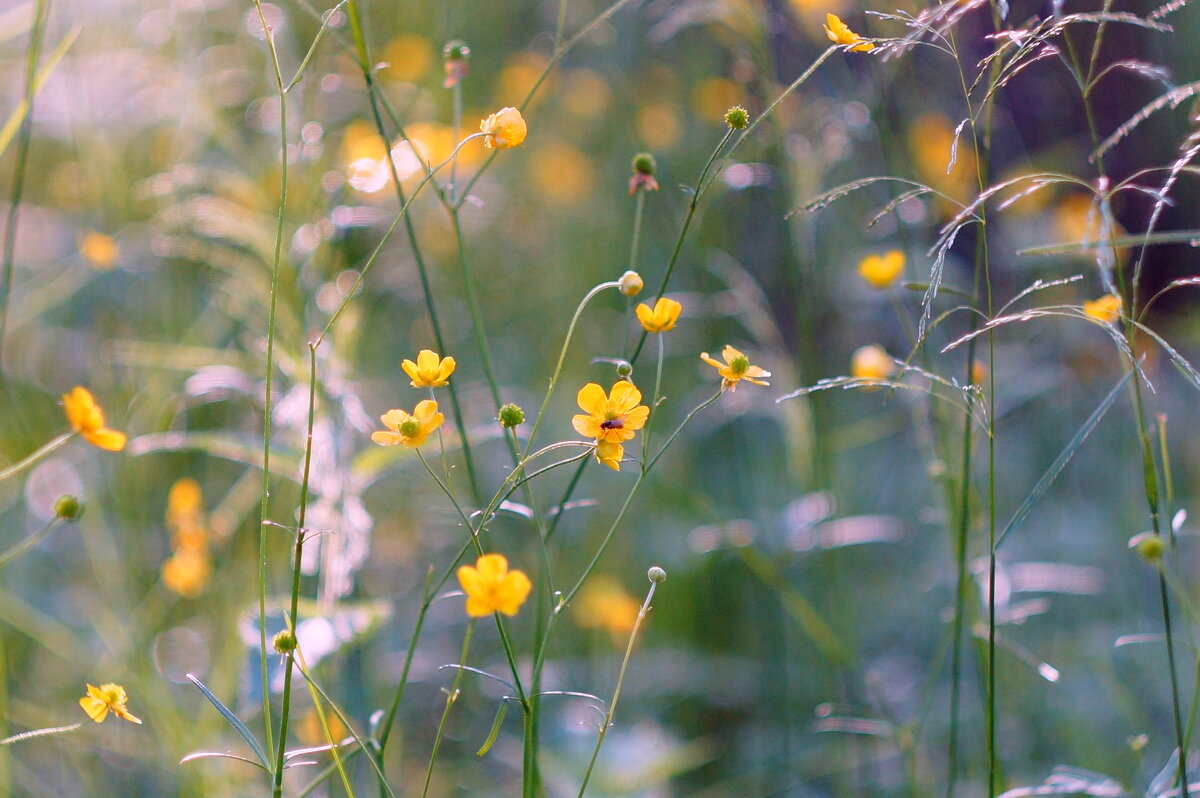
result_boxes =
[576,383,608,415]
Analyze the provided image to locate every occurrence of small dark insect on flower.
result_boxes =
[599,418,625,430]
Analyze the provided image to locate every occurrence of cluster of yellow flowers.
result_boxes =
[160,478,213,598]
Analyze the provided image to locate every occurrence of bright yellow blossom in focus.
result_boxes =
[636,297,682,333]
[457,553,533,617]
[62,387,126,451]
[700,346,771,390]
[851,344,895,382]
[594,440,626,471]
[825,13,874,51]
[402,350,456,388]
[572,382,650,445]
[858,251,905,290]
[1084,293,1122,324]
[480,107,527,149]
[371,400,444,448]
[79,683,142,725]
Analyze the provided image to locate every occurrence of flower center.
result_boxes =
[400,419,422,438]
[730,355,750,375]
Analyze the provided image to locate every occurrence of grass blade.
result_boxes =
[186,673,271,770]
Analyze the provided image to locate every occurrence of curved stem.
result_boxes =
[421,621,475,798]
[0,432,72,483]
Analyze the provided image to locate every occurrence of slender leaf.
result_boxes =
[995,370,1133,548]
[186,673,271,769]
[475,699,509,757]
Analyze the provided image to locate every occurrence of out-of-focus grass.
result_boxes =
[0,0,1199,795]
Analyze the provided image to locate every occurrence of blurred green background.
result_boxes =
[3,0,1200,794]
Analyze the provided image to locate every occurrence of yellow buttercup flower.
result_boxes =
[636,297,682,333]
[79,231,118,270]
[700,346,771,390]
[401,349,456,388]
[480,107,527,150]
[62,386,127,452]
[1084,293,1122,324]
[824,13,874,51]
[79,683,142,725]
[371,400,444,448]
[851,344,895,381]
[457,553,533,617]
[572,382,650,445]
[575,576,641,644]
[858,250,905,290]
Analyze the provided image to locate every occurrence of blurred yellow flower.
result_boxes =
[692,77,743,123]
[619,271,644,296]
[166,478,203,529]
[372,400,444,448]
[575,576,641,642]
[481,107,527,149]
[909,113,976,209]
[572,382,650,445]
[298,707,347,746]
[381,33,432,83]
[530,142,594,203]
[636,105,682,151]
[402,349,456,388]
[79,683,142,725]
[495,51,552,108]
[1053,193,1129,263]
[62,386,126,451]
[79,231,118,270]
[851,344,895,381]
[858,250,906,290]
[1084,293,1122,324]
[825,13,874,51]
[457,553,533,617]
[636,297,682,333]
[162,548,212,598]
[563,69,612,118]
[700,346,771,390]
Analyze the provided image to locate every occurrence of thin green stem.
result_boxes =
[577,577,660,797]
[0,0,49,363]
[640,334,665,461]
[252,0,288,762]
[272,344,320,795]
[421,621,475,798]
[0,517,61,570]
[450,213,503,411]
[0,432,72,483]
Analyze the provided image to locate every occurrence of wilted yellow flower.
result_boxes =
[594,440,625,471]
[79,683,142,725]
[858,250,905,290]
[618,271,644,296]
[575,576,640,643]
[851,344,895,381]
[825,13,874,51]
[79,231,118,270]
[62,387,126,451]
[636,297,682,333]
[371,400,444,448]
[480,107,527,149]
[402,350,456,388]
[162,548,212,598]
[1084,293,1122,324]
[457,553,533,617]
[572,382,650,445]
[700,345,771,390]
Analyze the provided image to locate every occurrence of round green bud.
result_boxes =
[443,39,471,62]
[498,403,525,428]
[273,630,298,654]
[724,106,750,130]
[632,152,656,176]
[647,566,667,583]
[54,494,82,521]
[615,361,633,378]
[1133,533,1165,563]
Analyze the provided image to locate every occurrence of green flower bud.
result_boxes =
[54,494,82,521]
[498,403,525,428]
[632,152,656,176]
[273,630,297,654]
[1129,532,1164,563]
[647,565,667,583]
[615,361,633,378]
[724,106,750,130]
